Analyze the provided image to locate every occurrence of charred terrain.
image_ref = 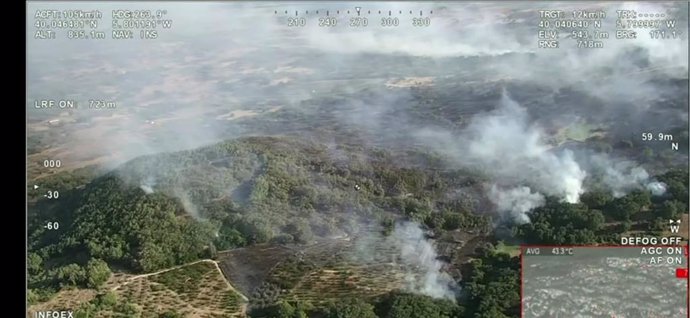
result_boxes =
[27,2,689,318]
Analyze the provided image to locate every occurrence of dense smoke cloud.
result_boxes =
[393,221,457,300]
[352,221,457,300]
[646,182,668,196]
[464,91,587,203]
[27,1,687,176]
[587,154,668,198]
[419,90,672,223]
[415,90,585,223]
[488,185,545,225]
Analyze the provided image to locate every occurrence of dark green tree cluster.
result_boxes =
[73,291,141,318]
[253,300,311,318]
[657,168,689,206]
[517,198,604,245]
[519,166,689,244]
[605,190,650,221]
[325,298,378,318]
[374,292,463,318]
[28,174,216,297]
[251,292,465,318]
[463,250,519,318]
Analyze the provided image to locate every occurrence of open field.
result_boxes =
[217,228,488,310]
[29,260,247,318]
[495,242,521,257]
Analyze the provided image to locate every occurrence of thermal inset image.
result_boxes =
[523,246,688,317]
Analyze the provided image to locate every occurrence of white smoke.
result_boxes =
[488,185,545,224]
[588,154,668,197]
[646,181,668,196]
[392,221,457,301]
[139,184,154,194]
[139,176,156,194]
[417,90,587,208]
[173,188,203,220]
[417,90,675,224]
[464,91,587,203]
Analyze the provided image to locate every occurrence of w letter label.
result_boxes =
[669,219,681,234]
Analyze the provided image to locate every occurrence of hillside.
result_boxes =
[28,136,494,316]
[27,136,689,318]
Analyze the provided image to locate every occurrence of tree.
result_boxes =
[216,227,247,250]
[116,302,141,317]
[27,289,40,305]
[441,212,464,231]
[85,259,111,288]
[402,198,432,223]
[276,301,296,317]
[585,209,605,231]
[94,291,118,309]
[580,191,613,209]
[381,217,394,237]
[136,242,172,273]
[657,169,689,204]
[656,200,682,220]
[325,298,378,318]
[267,301,309,318]
[607,195,642,221]
[628,190,651,208]
[206,243,218,259]
[284,221,314,244]
[518,199,602,245]
[158,311,183,318]
[74,303,97,318]
[55,264,86,287]
[666,180,689,204]
[28,252,43,276]
[647,217,666,232]
[464,252,519,318]
[376,292,461,318]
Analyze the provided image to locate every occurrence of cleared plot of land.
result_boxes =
[284,264,411,304]
[219,231,476,310]
[29,260,247,318]
[28,288,98,315]
[243,243,422,308]
[217,245,297,297]
[494,242,521,257]
[123,261,246,317]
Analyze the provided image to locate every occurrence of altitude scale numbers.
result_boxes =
[278,7,433,28]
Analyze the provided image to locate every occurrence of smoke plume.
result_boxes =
[392,221,457,300]
[139,176,156,194]
[352,221,457,300]
[647,182,668,196]
[464,91,587,203]
[418,90,674,223]
[587,154,669,197]
[488,185,545,225]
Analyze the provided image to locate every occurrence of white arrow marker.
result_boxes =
[355,7,361,15]
[34,185,39,190]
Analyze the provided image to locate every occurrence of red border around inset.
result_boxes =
[519,244,690,318]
